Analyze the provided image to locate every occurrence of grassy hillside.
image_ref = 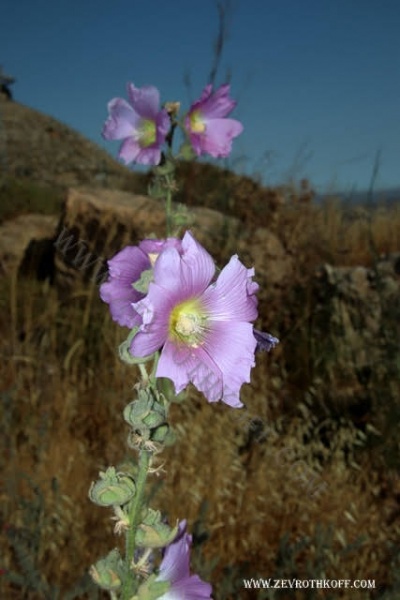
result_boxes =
[0,99,400,599]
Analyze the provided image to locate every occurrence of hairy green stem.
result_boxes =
[165,182,172,237]
[121,449,151,600]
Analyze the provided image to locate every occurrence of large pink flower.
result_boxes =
[130,232,258,408]
[102,83,170,165]
[185,84,243,158]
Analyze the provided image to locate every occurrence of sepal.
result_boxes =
[119,328,155,365]
[133,268,154,294]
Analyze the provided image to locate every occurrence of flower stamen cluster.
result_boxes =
[169,299,207,347]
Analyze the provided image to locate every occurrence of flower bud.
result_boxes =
[90,549,123,591]
[135,509,179,549]
[151,423,176,446]
[124,389,167,433]
[89,467,136,507]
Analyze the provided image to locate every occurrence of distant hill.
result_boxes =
[341,187,400,206]
[0,97,145,191]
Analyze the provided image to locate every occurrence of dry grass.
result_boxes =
[1,185,400,599]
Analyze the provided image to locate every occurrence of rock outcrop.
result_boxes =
[53,187,242,291]
[309,255,400,413]
[0,214,58,278]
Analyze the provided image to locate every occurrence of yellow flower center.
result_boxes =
[169,299,206,347]
[189,110,206,134]
[139,119,157,147]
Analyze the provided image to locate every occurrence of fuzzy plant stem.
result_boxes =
[165,179,173,237]
[121,449,151,600]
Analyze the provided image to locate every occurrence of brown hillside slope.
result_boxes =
[0,96,144,190]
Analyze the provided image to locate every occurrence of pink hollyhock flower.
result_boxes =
[102,83,170,165]
[130,231,258,408]
[100,238,182,328]
[185,84,243,158]
[156,521,212,599]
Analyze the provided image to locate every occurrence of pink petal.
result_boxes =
[202,321,256,398]
[201,118,243,157]
[153,232,215,297]
[118,137,142,164]
[200,84,237,118]
[127,83,160,118]
[202,255,258,322]
[156,109,172,139]
[134,146,162,166]
[129,294,169,357]
[102,98,139,139]
[156,341,193,394]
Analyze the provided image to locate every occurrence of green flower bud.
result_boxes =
[154,159,175,176]
[89,549,123,591]
[89,467,136,507]
[124,390,167,432]
[135,509,179,549]
[151,423,176,446]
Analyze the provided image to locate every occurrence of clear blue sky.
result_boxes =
[1,0,399,193]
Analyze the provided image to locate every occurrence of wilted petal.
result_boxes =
[254,329,279,352]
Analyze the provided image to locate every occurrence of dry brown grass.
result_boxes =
[1,190,399,599]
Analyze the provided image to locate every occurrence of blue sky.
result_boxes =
[1,0,399,193]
